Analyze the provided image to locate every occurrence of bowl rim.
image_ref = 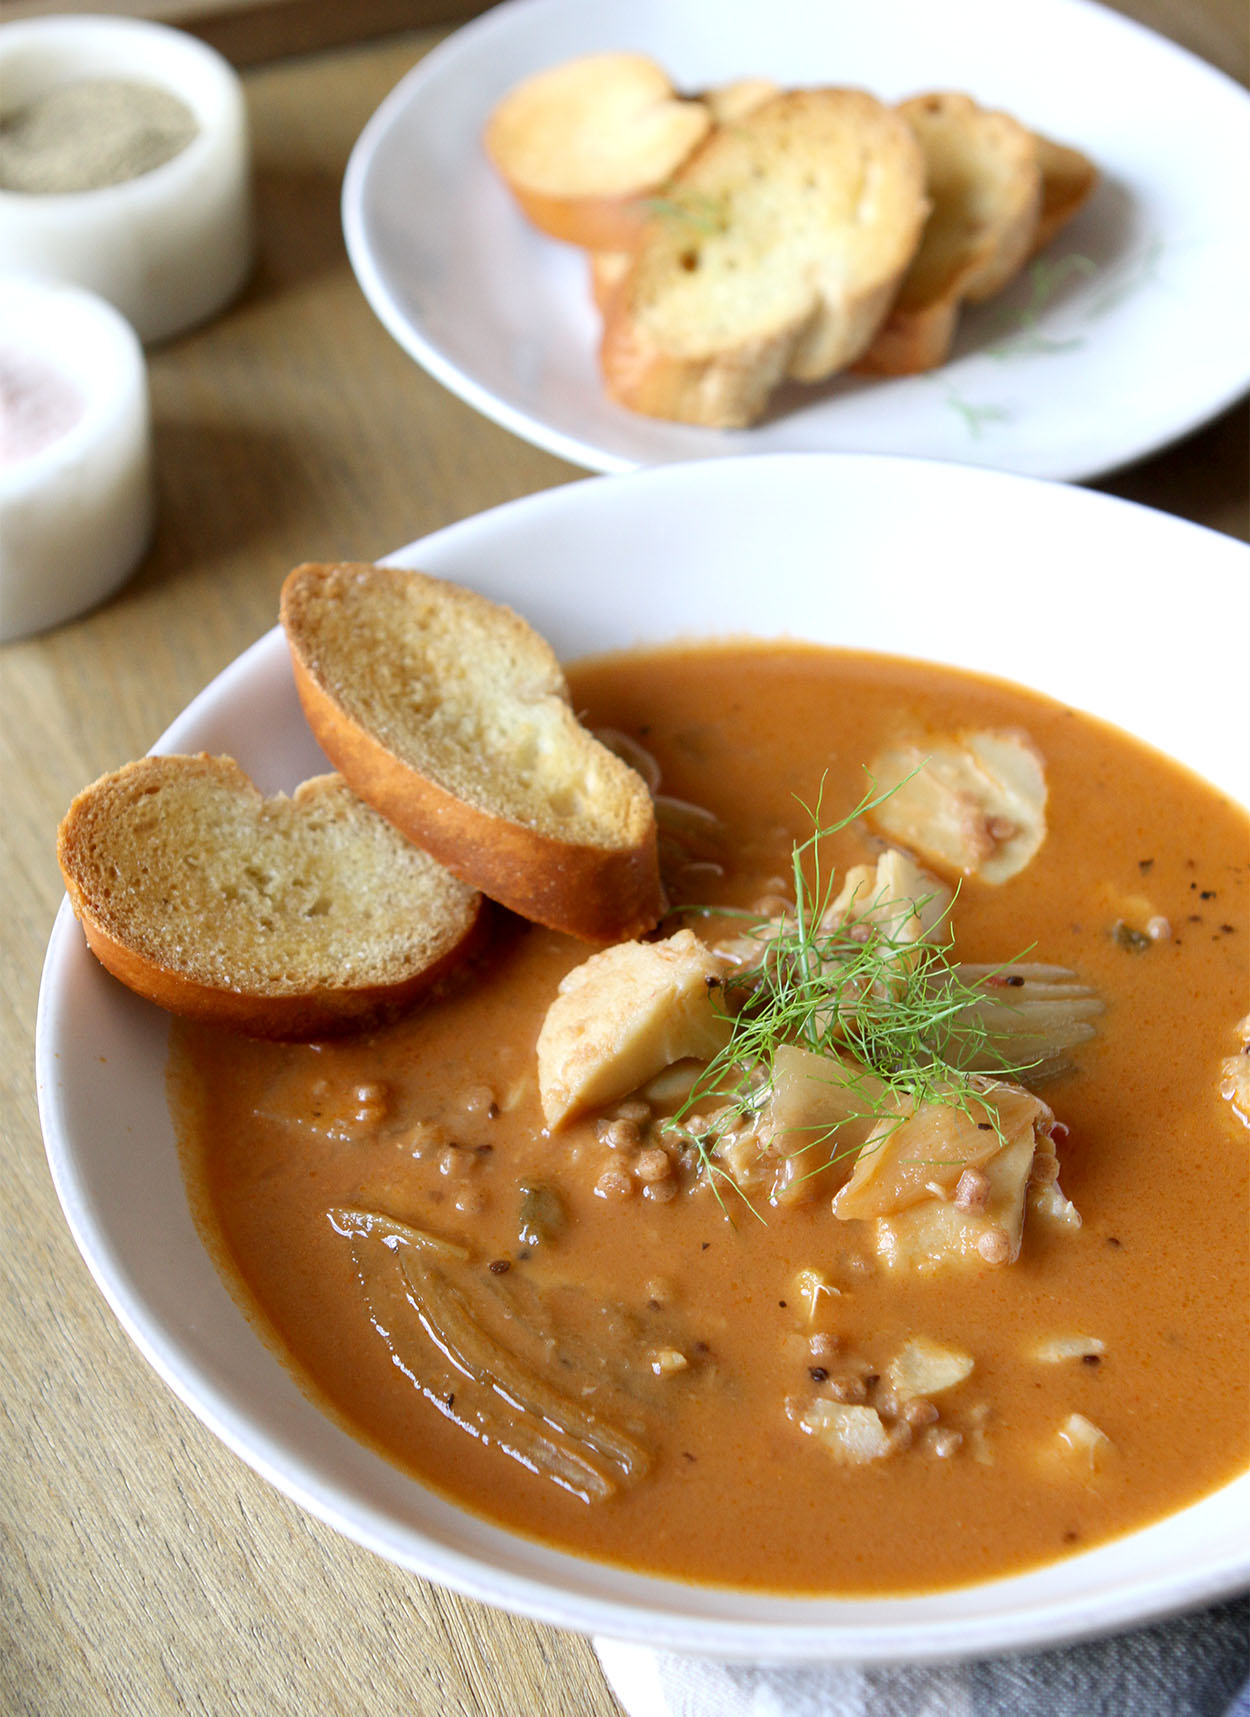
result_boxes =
[36,452,1250,1662]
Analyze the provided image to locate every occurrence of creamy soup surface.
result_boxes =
[172,644,1249,1595]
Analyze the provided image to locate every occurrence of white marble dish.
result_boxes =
[0,14,252,344]
[0,275,153,641]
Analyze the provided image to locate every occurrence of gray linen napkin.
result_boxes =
[595,1593,1249,1717]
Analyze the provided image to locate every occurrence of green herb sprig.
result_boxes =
[642,191,726,234]
[667,781,1043,1199]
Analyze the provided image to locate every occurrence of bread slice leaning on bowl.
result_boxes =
[56,755,485,1038]
[280,562,664,945]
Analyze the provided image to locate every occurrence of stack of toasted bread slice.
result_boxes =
[57,566,664,1037]
[486,53,1098,425]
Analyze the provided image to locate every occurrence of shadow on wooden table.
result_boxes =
[1096,399,1250,540]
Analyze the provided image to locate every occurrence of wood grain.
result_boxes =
[1,11,1245,1715]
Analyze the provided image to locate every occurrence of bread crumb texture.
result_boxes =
[485,52,710,200]
[600,89,929,424]
[484,56,1099,422]
[57,755,480,995]
[282,563,654,849]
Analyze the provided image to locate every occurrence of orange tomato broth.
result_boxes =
[171,643,1249,1595]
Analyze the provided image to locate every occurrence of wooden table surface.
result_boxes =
[3,8,1246,1713]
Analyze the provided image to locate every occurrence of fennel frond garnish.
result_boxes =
[667,782,1098,1194]
[643,190,726,234]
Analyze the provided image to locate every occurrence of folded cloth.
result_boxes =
[595,1593,1249,1717]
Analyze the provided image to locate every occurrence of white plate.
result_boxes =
[342,0,1250,481]
[37,456,1249,1662]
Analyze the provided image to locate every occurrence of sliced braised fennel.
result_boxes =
[329,1208,652,1502]
[948,962,1103,1078]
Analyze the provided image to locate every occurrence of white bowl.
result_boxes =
[0,274,153,640]
[36,455,1249,1662]
[0,14,252,343]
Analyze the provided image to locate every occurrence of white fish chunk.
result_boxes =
[887,1335,975,1401]
[537,929,732,1127]
[833,1080,1049,1219]
[1031,1335,1105,1363]
[1220,1013,1250,1128]
[825,846,953,947]
[1055,1412,1114,1472]
[869,1130,1037,1273]
[747,1045,887,1201]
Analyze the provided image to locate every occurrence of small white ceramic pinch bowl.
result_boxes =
[0,13,253,344]
[1,275,154,640]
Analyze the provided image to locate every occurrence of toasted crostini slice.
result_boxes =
[57,754,484,1037]
[855,91,1043,376]
[280,562,663,944]
[485,52,713,251]
[599,88,929,426]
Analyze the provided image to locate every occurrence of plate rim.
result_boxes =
[341,0,1250,483]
